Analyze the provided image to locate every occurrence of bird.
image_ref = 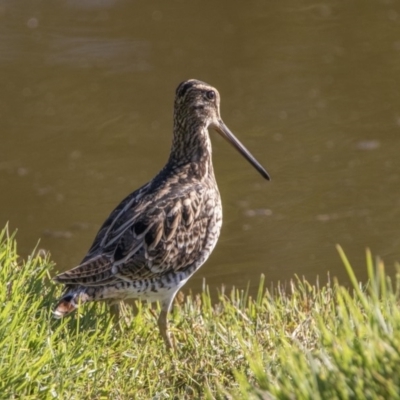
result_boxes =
[53,79,270,349]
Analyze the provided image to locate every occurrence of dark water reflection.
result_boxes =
[1,0,400,296]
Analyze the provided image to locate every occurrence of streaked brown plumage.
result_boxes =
[53,79,270,349]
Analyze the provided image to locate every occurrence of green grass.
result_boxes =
[0,225,400,399]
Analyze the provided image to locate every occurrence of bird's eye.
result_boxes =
[206,90,215,100]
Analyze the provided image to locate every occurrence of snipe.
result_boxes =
[53,79,270,349]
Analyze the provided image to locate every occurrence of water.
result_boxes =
[1,0,400,296]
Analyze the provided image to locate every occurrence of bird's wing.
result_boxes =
[53,182,215,286]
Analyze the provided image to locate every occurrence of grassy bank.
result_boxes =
[0,226,399,399]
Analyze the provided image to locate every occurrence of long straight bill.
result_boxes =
[214,120,270,180]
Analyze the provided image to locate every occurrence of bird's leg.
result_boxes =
[110,301,137,329]
[158,295,176,351]
[108,300,125,331]
[109,301,121,321]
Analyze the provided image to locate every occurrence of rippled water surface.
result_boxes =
[1,1,400,295]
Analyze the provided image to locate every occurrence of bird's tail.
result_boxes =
[53,290,90,318]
